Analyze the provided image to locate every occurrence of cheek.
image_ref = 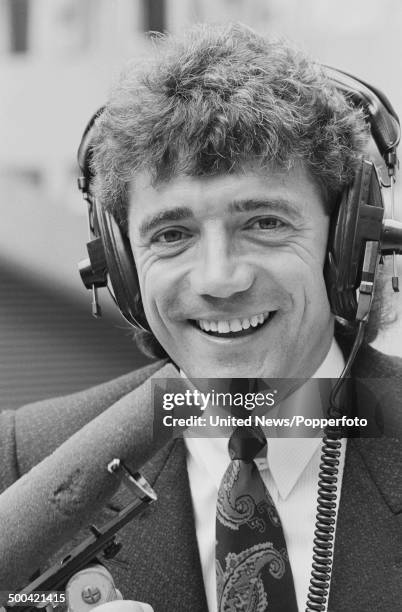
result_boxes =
[315,220,331,266]
[132,250,162,315]
[299,264,332,330]
[133,248,158,282]
[273,251,330,315]
[135,253,181,321]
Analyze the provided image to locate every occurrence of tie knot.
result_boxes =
[228,425,267,461]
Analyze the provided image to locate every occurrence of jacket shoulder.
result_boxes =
[0,411,18,493]
[350,343,402,512]
[12,360,166,478]
[353,342,402,378]
[352,343,402,435]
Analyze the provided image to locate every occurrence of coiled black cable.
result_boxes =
[305,321,365,611]
[305,432,342,611]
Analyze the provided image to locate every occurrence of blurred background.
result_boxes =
[1,0,402,410]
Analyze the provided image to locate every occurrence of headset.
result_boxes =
[77,66,402,333]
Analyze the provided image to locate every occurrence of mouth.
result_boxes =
[189,311,276,339]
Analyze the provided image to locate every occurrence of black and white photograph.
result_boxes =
[1,1,401,611]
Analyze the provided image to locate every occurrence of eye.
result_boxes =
[247,217,287,230]
[152,228,189,243]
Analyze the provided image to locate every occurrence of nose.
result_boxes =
[190,229,254,298]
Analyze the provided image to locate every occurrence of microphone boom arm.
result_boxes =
[6,460,157,612]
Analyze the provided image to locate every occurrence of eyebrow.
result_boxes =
[138,207,193,237]
[138,198,302,238]
[229,198,302,219]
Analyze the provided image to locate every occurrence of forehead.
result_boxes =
[128,164,326,234]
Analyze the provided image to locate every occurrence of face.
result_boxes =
[128,164,334,379]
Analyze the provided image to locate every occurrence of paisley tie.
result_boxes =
[216,425,298,612]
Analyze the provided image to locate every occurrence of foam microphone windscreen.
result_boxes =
[0,363,180,599]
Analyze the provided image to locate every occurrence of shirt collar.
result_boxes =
[184,338,345,500]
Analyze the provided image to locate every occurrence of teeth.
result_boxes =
[196,311,271,334]
[229,319,242,332]
[218,321,230,333]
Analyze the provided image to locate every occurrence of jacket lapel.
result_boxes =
[104,437,208,612]
[328,358,402,611]
[329,436,402,611]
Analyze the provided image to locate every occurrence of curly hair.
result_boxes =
[91,23,369,222]
[90,23,384,359]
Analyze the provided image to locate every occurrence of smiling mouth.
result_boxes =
[190,311,276,338]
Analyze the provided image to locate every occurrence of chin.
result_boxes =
[180,356,278,380]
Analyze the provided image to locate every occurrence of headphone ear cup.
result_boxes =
[325,158,384,321]
[325,185,359,321]
[95,200,150,331]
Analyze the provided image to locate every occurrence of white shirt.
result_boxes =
[184,340,346,612]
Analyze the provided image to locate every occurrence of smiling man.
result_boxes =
[1,22,401,612]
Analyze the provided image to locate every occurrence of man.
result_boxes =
[1,23,401,612]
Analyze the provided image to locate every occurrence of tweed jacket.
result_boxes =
[0,343,401,612]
